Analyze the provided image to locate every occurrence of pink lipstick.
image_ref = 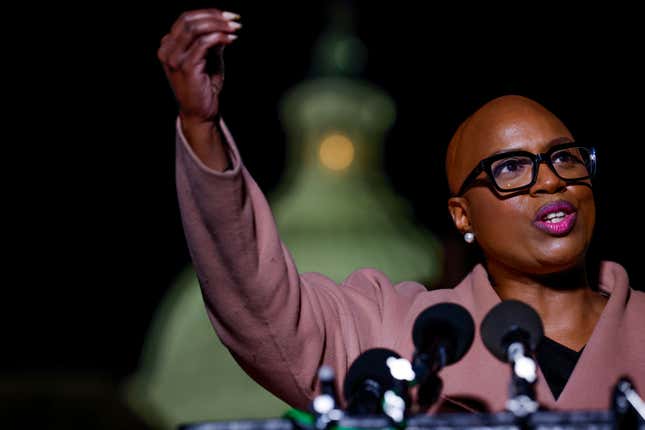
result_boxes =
[533,200,577,236]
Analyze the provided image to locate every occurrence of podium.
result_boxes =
[178,409,645,430]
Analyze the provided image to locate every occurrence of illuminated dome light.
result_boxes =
[319,133,355,171]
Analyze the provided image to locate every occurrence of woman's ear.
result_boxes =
[448,197,472,234]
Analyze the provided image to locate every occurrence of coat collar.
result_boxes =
[447,261,632,411]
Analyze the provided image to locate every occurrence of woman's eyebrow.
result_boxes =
[546,136,574,148]
[488,136,574,157]
[488,147,531,157]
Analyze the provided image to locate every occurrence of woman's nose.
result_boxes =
[530,161,567,195]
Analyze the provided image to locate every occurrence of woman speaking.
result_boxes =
[156,7,644,413]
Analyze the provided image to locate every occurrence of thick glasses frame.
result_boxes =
[456,142,597,196]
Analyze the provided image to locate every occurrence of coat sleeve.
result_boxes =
[174,117,426,408]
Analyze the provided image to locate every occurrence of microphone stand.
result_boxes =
[504,340,539,424]
[311,366,343,430]
[613,377,645,430]
[383,356,415,425]
[412,345,446,411]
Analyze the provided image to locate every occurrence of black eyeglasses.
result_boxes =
[456,142,597,196]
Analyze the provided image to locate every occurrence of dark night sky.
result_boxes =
[12,2,644,383]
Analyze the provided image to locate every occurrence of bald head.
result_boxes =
[446,95,572,195]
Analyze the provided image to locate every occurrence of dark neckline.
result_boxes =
[535,336,585,400]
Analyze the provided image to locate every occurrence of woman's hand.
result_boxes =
[157,8,241,171]
[157,8,241,126]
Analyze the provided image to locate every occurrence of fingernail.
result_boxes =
[222,11,241,21]
[228,21,242,30]
[227,34,238,41]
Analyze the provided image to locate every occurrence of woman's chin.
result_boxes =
[533,247,587,274]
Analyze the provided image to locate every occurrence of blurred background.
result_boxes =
[6,1,644,428]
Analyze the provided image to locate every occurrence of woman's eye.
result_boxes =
[553,150,582,165]
[493,158,531,177]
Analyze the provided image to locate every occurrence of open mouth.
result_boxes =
[533,200,577,236]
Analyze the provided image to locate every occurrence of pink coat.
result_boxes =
[175,117,645,413]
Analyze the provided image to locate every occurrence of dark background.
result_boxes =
[8,1,643,426]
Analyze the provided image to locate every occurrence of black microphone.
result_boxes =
[411,303,475,409]
[412,303,475,374]
[481,300,544,417]
[343,348,404,416]
[481,300,543,363]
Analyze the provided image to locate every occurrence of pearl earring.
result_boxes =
[464,232,475,243]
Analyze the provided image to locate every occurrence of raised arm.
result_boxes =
[158,8,426,409]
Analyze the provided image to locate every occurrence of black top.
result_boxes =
[535,336,585,400]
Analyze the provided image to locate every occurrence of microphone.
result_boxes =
[319,366,338,399]
[411,303,475,409]
[343,348,412,420]
[481,300,544,417]
[481,300,543,363]
[412,303,475,375]
[312,366,343,430]
[613,376,645,428]
[313,365,340,414]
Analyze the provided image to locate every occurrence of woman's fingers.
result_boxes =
[165,18,239,70]
[183,31,237,70]
[158,9,240,71]
[170,9,239,35]
[157,34,175,64]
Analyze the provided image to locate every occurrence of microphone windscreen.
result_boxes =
[480,300,544,362]
[412,303,475,365]
[343,348,400,402]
